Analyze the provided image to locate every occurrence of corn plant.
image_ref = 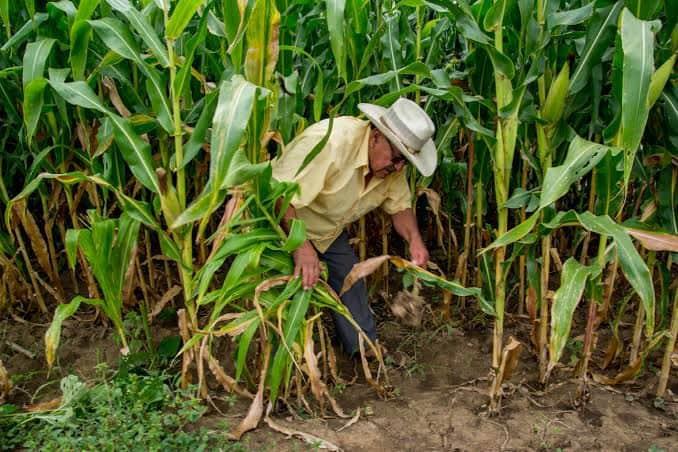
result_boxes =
[44,211,140,368]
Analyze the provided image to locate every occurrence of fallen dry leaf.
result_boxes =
[264,403,343,451]
[390,290,424,328]
[25,397,62,412]
[336,408,361,432]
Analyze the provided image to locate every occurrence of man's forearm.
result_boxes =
[391,208,424,245]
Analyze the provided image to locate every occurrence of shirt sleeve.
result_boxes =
[271,135,333,209]
[381,170,412,215]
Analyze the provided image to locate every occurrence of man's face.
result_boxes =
[368,128,407,179]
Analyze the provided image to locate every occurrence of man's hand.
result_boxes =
[293,241,321,289]
[409,238,429,267]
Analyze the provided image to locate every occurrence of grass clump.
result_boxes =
[0,371,241,452]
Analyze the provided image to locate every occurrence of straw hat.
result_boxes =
[358,97,437,177]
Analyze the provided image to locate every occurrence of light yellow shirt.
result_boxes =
[272,117,412,253]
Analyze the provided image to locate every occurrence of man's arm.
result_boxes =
[282,204,321,290]
[391,208,429,266]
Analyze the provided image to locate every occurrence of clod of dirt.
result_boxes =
[390,291,424,328]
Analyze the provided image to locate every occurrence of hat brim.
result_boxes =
[358,103,437,177]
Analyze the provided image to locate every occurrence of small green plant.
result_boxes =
[565,337,584,367]
[0,373,240,451]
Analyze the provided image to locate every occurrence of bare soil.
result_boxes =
[2,308,677,451]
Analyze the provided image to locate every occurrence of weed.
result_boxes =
[0,372,242,451]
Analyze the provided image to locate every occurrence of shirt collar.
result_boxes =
[357,122,370,175]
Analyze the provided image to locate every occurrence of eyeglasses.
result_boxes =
[382,153,406,174]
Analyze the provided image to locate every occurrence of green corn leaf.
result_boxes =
[110,213,140,295]
[221,149,270,189]
[281,218,306,252]
[89,18,142,63]
[70,21,93,80]
[295,116,333,176]
[482,212,540,253]
[47,79,108,113]
[619,7,654,185]
[624,0,663,20]
[74,0,99,22]
[117,193,160,230]
[647,53,676,109]
[170,187,227,229]
[173,10,207,96]
[540,135,619,209]
[576,212,655,336]
[0,0,9,38]
[48,0,76,19]
[107,0,170,67]
[236,319,260,381]
[482,44,515,80]
[0,13,48,52]
[547,2,594,29]
[548,259,601,371]
[23,77,48,145]
[165,0,205,40]
[144,68,173,133]
[244,0,280,85]
[223,0,240,42]
[179,90,218,170]
[64,228,84,269]
[326,0,347,80]
[569,2,623,95]
[482,0,507,32]
[22,38,56,86]
[45,296,100,368]
[48,80,161,194]
[207,9,225,37]
[109,114,160,193]
[268,289,311,402]
[210,76,257,186]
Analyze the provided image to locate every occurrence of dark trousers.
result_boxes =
[318,231,377,354]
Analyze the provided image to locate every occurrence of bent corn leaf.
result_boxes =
[548,259,600,372]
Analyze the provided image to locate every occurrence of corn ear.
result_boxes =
[647,53,676,109]
[541,63,570,124]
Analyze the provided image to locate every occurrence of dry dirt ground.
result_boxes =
[2,312,677,451]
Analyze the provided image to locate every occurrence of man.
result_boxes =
[272,97,437,355]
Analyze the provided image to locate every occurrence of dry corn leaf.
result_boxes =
[498,336,522,382]
[417,188,445,247]
[0,359,11,402]
[229,343,270,440]
[339,255,391,295]
[302,320,348,418]
[336,408,361,432]
[264,403,343,451]
[102,77,132,117]
[15,202,54,283]
[627,228,678,252]
[25,397,62,412]
[592,357,642,385]
[149,285,182,321]
[178,309,193,388]
[207,351,253,399]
